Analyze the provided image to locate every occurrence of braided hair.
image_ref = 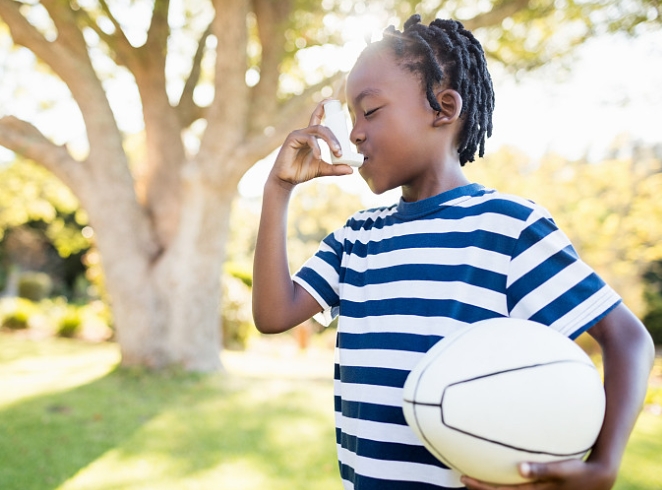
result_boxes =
[363,14,495,165]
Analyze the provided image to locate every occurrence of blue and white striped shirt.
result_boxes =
[293,183,620,490]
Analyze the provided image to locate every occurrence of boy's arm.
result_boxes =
[462,303,655,490]
[252,101,353,334]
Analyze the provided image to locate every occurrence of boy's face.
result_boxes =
[346,48,453,198]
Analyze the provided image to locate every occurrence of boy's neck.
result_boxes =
[401,158,470,203]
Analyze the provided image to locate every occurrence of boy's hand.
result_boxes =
[460,459,616,490]
[270,99,353,188]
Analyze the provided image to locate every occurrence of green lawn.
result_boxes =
[0,332,660,490]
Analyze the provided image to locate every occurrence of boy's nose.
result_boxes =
[349,125,365,146]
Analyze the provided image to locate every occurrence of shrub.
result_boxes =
[57,306,83,338]
[18,272,53,301]
[224,262,253,287]
[643,261,662,345]
[2,309,30,330]
[1,298,36,330]
[643,308,662,346]
[221,273,254,350]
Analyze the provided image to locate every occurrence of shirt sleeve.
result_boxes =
[293,227,344,326]
[506,206,621,338]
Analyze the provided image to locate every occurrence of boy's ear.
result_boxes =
[432,89,463,127]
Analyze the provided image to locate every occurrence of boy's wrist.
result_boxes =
[264,174,297,195]
[584,450,619,488]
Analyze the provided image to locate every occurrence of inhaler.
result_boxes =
[323,99,364,167]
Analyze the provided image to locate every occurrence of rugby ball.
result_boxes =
[402,317,605,484]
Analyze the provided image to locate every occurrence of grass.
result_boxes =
[0,332,660,490]
[0,333,339,490]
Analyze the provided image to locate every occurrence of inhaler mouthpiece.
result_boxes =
[323,100,363,167]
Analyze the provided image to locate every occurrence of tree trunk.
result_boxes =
[84,154,239,370]
[152,165,237,371]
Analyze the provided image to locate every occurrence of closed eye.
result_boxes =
[364,107,380,118]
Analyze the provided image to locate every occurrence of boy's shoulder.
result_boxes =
[468,187,553,222]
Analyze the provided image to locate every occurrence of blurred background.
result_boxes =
[0,0,661,488]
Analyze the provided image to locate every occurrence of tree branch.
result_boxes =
[462,0,533,30]
[232,71,346,175]
[75,0,136,68]
[1,0,125,164]
[41,0,89,58]
[0,0,57,62]
[141,0,169,69]
[199,0,250,160]
[0,116,87,191]
[176,23,212,128]
[248,0,292,133]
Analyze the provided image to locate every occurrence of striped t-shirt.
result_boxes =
[293,183,620,490]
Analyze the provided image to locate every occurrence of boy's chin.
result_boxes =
[359,168,389,196]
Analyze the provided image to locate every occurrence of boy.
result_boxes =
[252,15,655,490]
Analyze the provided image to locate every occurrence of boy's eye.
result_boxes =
[364,107,380,118]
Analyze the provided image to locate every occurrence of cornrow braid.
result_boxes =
[368,14,495,165]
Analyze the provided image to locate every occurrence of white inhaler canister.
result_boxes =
[323,99,364,167]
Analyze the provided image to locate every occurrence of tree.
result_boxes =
[0,0,659,370]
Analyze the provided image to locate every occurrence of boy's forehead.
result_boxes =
[346,49,416,103]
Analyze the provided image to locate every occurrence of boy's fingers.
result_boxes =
[518,459,583,480]
[308,100,329,127]
[293,125,341,158]
[319,162,353,177]
[308,101,343,155]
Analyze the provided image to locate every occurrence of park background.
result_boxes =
[1,0,661,488]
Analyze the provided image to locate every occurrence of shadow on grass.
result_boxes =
[0,366,338,490]
[0,367,189,489]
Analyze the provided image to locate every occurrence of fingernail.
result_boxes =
[519,462,531,477]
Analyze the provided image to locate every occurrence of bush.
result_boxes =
[643,308,662,346]
[1,298,36,330]
[18,272,53,301]
[2,309,30,330]
[221,274,254,350]
[57,306,83,338]
[643,260,662,345]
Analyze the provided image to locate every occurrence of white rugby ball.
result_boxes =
[402,317,605,485]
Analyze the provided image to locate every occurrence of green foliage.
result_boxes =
[642,260,662,345]
[56,306,83,338]
[221,273,255,350]
[0,158,89,258]
[642,309,662,346]
[0,298,36,330]
[0,297,112,340]
[18,271,53,301]
[0,158,91,301]
[1,309,29,330]
[224,262,253,288]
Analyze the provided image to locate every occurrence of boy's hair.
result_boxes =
[364,14,495,165]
